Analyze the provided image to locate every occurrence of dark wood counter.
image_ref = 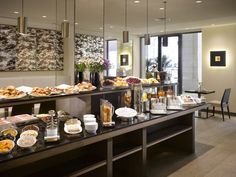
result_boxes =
[0,103,206,177]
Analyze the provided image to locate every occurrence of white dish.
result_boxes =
[20,130,38,138]
[17,136,37,148]
[64,125,82,134]
[16,86,32,93]
[83,114,95,119]
[115,107,137,118]
[65,119,81,126]
[84,117,96,123]
[167,106,185,110]
[150,109,168,115]
[85,122,98,134]
[56,84,71,90]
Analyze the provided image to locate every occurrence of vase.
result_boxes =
[90,72,100,88]
[78,72,84,83]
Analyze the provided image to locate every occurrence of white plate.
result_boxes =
[17,136,37,148]
[167,106,185,110]
[150,109,168,115]
[115,107,137,118]
[16,86,32,93]
[2,93,27,100]
[64,125,82,134]
[29,93,51,97]
[56,84,71,90]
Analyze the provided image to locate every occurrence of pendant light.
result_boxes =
[61,0,69,38]
[144,0,150,45]
[163,1,168,47]
[17,0,27,34]
[122,0,129,43]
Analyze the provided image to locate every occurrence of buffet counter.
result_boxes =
[0,103,206,177]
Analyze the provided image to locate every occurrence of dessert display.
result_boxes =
[30,87,51,97]
[126,76,141,85]
[64,119,82,134]
[76,82,96,92]
[113,77,128,87]
[101,79,115,87]
[63,86,80,94]
[0,86,26,99]
[141,78,159,85]
[178,95,197,106]
[46,87,63,95]
[0,139,15,154]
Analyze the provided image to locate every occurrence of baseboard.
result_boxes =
[201,109,236,116]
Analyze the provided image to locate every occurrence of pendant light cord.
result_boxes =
[164,1,167,35]
[125,0,127,30]
[146,0,149,34]
[103,0,105,59]
[22,0,24,17]
[65,0,67,20]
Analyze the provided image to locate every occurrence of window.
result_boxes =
[107,40,118,76]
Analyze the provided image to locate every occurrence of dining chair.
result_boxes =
[206,88,231,121]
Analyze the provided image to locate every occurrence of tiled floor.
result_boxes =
[168,114,236,177]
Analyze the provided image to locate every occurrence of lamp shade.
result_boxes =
[61,21,70,38]
[17,16,27,34]
[163,36,168,47]
[123,31,129,43]
[144,33,150,45]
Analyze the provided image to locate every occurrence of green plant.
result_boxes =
[161,55,171,70]
[75,61,86,72]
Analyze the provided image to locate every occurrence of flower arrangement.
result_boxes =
[75,58,110,73]
[75,58,87,72]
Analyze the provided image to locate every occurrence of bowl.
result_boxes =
[85,122,98,134]
[0,139,15,154]
[1,128,18,137]
[65,119,81,126]
[22,125,39,132]
[17,136,36,148]
[20,130,38,138]
[83,114,95,119]
[83,117,96,123]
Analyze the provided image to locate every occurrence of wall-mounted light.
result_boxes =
[17,0,27,34]
[144,0,150,45]
[210,51,226,67]
[123,0,129,43]
[61,0,69,38]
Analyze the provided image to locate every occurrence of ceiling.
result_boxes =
[0,0,236,37]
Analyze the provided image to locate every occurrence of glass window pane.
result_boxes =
[107,40,118,76]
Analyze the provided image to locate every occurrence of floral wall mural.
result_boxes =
[75,34,104,63]
[0,24,63,71]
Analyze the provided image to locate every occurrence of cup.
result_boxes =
[85,122,98,134]
[84,117,96,123]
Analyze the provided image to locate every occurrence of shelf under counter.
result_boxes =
[147,125,193,148]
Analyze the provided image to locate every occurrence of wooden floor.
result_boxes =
[166,113,236,177]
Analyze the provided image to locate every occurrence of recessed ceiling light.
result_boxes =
[13,11,19,14]
[99,27,103,30]
[185,28,190,30]
[195,0,202,4]
[159,7,164,10]
[42,15,47,18]
[160,30,164,33]
[134,0,140,3]
[154,18,161,22]
[211,24,215,26]
[75,22,78,25]
[109,25,113,29]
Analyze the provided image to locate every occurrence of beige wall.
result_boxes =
[202,24,236,112]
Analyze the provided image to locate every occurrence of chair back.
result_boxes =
[221,88,231,106]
